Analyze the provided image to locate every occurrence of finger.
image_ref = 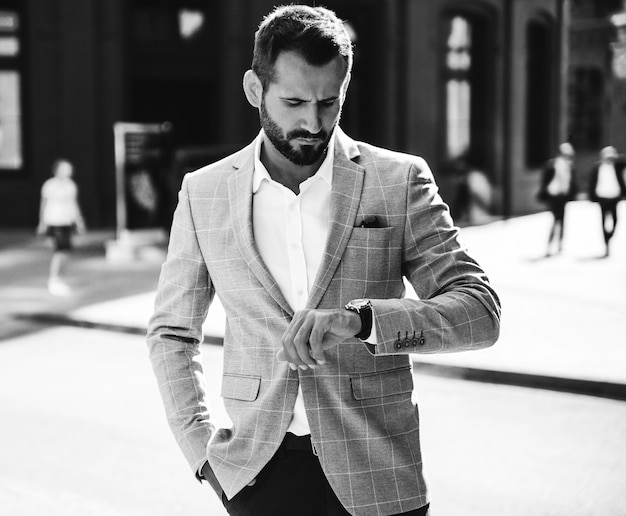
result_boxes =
[247,478,257,487]
[276,348,298,370]
[292,313,318,368]
[281,312,308,368]
[308,319,327,365]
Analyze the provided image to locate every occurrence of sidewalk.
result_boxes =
[2,201,625,398]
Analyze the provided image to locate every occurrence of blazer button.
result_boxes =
[418,335,426,346]
[395,341,402,350]
[411,339,418,347]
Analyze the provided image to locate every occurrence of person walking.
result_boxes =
[537,142,577,256]
[147,5,501,516]
[37,158,85,296]
[588,146,626,256]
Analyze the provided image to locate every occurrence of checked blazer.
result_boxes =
[147,128,501,516]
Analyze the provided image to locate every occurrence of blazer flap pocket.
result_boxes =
[350,366,413,400]
[221,373,261,401]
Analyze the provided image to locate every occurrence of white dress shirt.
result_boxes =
[252,131,335,435]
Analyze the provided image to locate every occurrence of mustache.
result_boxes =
[287,129,328,140]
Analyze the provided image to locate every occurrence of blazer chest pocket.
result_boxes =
[348,226,393,243]
[350,366,413,400]
[221,373,261,401]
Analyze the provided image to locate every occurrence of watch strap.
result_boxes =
[345,300,373,339]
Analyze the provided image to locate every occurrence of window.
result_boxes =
[441,10,494,173]
[0,8,22,170]
[568,67,604,151]
[444,16,472,161]
[526,15,556,167]
[130,0,210,48]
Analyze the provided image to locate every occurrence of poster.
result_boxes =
[113,121,172,238]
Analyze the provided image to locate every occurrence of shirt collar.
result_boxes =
[252,129,335,193]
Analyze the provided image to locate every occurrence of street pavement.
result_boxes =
[1,200,625,515]
[1,326,625,516]
[2,200,624,396]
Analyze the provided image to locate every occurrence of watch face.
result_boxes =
[348,299,371,310]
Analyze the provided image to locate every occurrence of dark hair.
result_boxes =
[252,5,353,89]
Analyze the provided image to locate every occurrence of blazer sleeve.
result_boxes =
[146,174,216,477]
[367,159,501,355]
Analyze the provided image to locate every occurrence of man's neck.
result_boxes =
[260,135,326,194]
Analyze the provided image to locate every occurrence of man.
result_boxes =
[147,5,500,516]
[537,142,577,256]
[588,145,626,257]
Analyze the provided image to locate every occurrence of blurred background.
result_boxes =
[0,1,625,515]
[2,0,626,227]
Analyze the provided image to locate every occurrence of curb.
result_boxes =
[412,362,626,402]
[16,312,626,402]
[13,313,225,346]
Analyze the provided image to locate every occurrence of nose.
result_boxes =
[301,104,322,135]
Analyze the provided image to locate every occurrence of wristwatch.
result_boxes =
[344,299,373,340]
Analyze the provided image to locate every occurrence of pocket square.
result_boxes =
[357,215,382,228]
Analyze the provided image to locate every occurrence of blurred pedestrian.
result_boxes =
[37,159,86,295]
[537,142,577,256]
[588,146,626,257]
[147,5,500,516]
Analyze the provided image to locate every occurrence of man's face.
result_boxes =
[259,51,349,166]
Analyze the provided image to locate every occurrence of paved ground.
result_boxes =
[1,327,625,516]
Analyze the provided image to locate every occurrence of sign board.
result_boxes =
[113,122,172,238]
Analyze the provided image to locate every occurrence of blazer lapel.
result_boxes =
[307,130,364,309]
[227,140,293,316]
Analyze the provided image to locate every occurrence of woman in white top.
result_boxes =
[37,159,86,295]
[587,146,626,257]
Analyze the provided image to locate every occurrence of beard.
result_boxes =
[260,98,335,166]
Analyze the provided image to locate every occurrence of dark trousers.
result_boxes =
[598,198,619,245]
[221,433,430,516]
[546,196,568,252]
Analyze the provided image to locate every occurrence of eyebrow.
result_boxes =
[279,95,339,102]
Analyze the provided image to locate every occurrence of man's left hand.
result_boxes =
[277,308,361,370]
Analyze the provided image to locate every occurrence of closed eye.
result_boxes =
[281,98,338,107]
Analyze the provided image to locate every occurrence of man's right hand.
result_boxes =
[277,307,361,370]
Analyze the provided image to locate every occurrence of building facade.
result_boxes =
[568,0,626,177]
[0,0,576,229]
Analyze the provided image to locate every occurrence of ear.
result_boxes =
[243,70,263,108]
